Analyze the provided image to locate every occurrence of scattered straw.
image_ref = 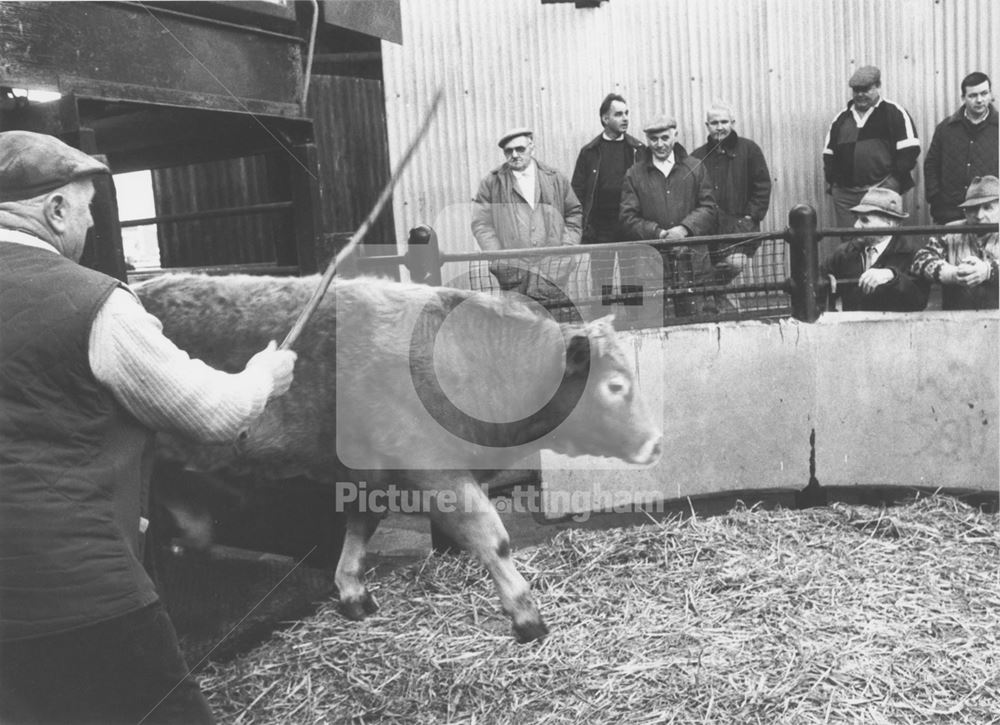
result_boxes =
[199,495,1000,724]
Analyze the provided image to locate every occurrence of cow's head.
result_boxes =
[547,316,662,465]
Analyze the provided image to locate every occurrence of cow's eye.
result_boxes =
[608,381,626,395]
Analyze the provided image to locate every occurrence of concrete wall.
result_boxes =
[541,311,1000,516]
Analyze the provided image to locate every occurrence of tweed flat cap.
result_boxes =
[497,127,533,149]
[958,175,999,207]
[849,65,881,88]
[850,186,908,218]
[0,130,109,203]
[642,115,677,134]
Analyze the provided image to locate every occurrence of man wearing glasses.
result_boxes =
[472,128,582,317]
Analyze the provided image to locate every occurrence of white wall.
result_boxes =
[541,311,1000,515]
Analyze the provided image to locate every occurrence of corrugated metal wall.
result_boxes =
[381,0,997,274]
[308,75,394,245]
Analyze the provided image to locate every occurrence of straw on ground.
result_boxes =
[200,494,1000,724]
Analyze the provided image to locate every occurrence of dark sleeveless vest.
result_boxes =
[0,244,158,641]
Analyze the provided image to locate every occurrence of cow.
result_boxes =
[135,274,662,642]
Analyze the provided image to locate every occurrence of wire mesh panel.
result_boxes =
[446,231,792,329]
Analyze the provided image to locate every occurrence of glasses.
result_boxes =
[503,145,528,156]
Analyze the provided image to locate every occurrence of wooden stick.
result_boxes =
[279,89,444,350]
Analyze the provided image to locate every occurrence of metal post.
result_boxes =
[403,225,442,286]
[786,204,823,322]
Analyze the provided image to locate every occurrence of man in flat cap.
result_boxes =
[924,71,999,225]
[822,65,920,257]
[912,175,999,310]
[472,127,582,317]
[620,114,717,320]
[0,131,298,724]
[821,186,928,311]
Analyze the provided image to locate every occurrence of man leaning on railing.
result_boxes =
[911,175,999,310]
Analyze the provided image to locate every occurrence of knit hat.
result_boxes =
[850,186,908,218]
[958,176,1000,208]
[0,130,109,203]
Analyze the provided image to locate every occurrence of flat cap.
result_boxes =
[849,65,881,88]
[642,115,677,134]
[850,186,908,218]
[497,127,533,149]
[0,130,109,203]
[958,175,1000,207]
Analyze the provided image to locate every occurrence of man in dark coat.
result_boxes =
[620,115,717,320]
[571,93,644,301]
[692,103,773,309]
[821,186,928,312]
[924,72,999,225]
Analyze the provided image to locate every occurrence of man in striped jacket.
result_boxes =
[822,65,920,246]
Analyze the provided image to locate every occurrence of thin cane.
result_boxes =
[279,89,444,351]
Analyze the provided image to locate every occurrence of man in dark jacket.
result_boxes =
[821,187,928,312]
[0,131,297,724]
[924,72,998,225]
[620,115,717,320]
[571,93,644,300]
[822,65,920,259]
[692,103,772,308]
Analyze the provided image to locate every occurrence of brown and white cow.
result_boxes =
[136,274,662,642]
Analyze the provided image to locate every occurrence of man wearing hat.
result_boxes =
[619,114,717,319]
[471,127,582,315]
[822,65,920,253]
[911,175,999,310]
[0,131,298,723]
[821,186,929,312]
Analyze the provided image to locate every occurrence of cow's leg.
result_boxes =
[335,509,381,620]
[425,473,548,643]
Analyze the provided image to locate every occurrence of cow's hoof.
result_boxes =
[339,592,379,621]
[513,619,549,643]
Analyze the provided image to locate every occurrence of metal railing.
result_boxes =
[352,205,996,326]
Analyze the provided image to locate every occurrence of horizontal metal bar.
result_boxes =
[120,201,294,228]
[127,263,299,282]
[356,254,407,266]
[818,223,997,239]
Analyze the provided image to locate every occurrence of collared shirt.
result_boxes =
[965,108,990,125]
[851,98,881,128]
[652,150,676,179]
[601,132,625,142]
[864,236,892,269]
[512,160,537,209]
[0,229,274,443]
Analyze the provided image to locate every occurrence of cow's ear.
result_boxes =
[565,333,591,375]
